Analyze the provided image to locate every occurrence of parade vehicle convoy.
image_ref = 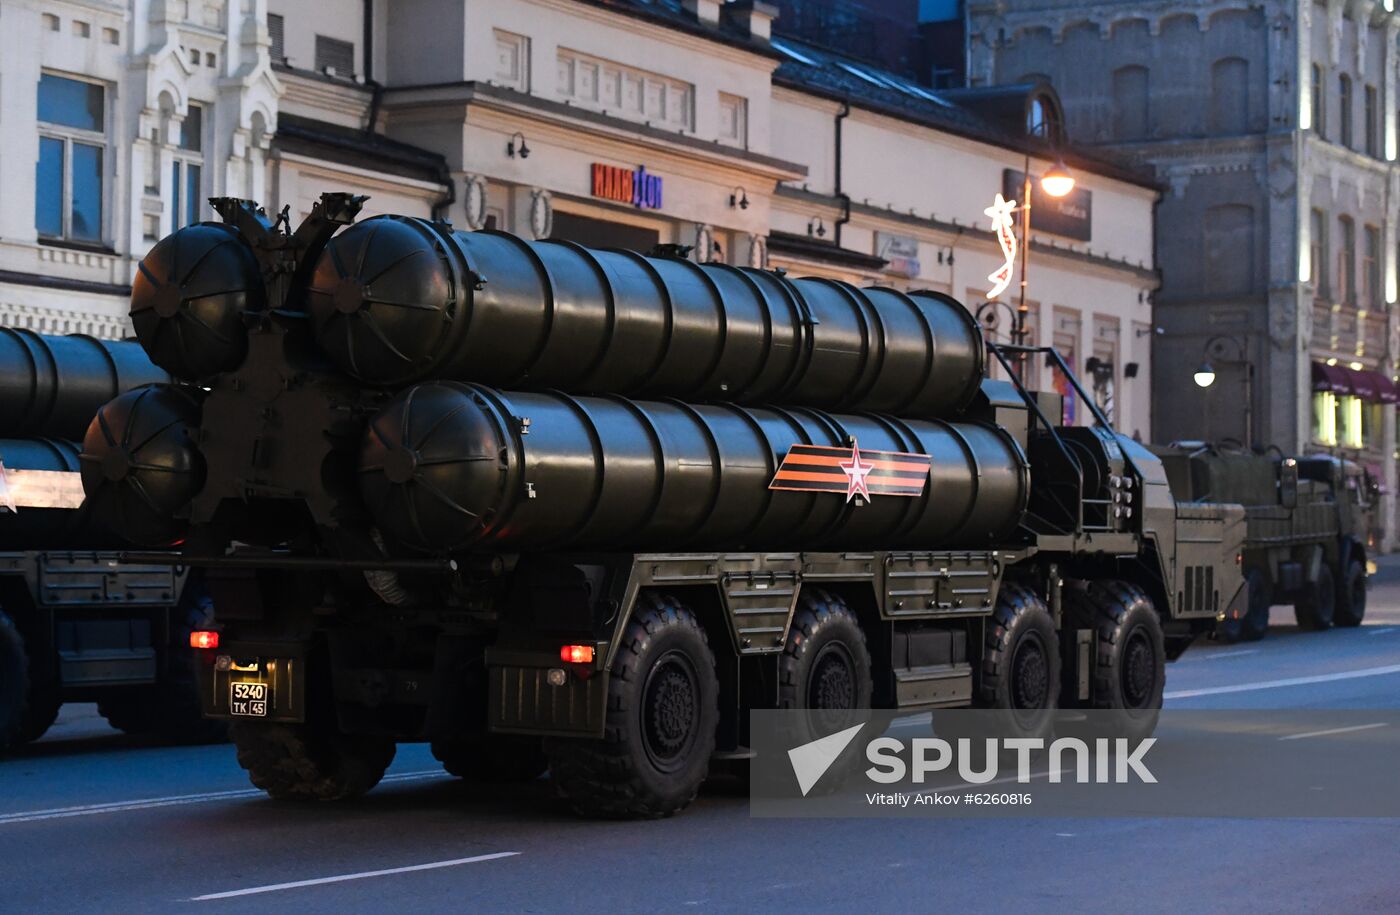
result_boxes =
[82,193,1246,817]
[0,330,223,752]
[1150,441,1374,642]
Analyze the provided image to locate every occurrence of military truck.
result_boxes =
[1151,442,1373,642]
[0,330,223,751]
[81,194,1246,818]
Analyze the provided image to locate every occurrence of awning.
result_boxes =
[1311,362,1400,403]
[1312,362,1353,394]
[1363,370,1400,404]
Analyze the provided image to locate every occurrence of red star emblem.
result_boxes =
[839,440,874,504]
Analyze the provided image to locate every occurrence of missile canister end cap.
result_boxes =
[309,216,455,387]
[130,223,263,380]
[360,382,504,552]
[80,384,205,547]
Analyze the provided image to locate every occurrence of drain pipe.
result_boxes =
[834,100,851,246]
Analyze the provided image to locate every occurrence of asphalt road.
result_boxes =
[4,563,1400,913]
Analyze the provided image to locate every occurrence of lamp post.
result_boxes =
[990,155,1075,380]
[1192,334,1255,447]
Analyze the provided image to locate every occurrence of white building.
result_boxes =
[0,0,1158,435]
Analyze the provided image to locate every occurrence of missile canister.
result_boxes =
[128,222,265,380]
[306,216,984,417]
[78,384,206,546]
[0,329,169,441]
[359,382,1027,553]
[0,438,95,548]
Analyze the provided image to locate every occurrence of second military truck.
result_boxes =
[1152,442,1373,642]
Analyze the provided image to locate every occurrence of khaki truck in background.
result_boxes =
[1150,443,1374,642]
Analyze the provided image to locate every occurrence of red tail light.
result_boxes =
[560,644,594,664]
[190,630,219,650]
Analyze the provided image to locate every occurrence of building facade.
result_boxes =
[1,0,1156,439]
[968,0,1400,546]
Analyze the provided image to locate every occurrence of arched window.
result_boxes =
[1203,204,1255,295]
[1340,74,1353,147]
[1112,65,1149,139]
[1026,91,1061,139]
[1210,58,1249,134]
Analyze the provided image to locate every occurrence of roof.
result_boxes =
[767,36,1159,191]
[273,114,449,186]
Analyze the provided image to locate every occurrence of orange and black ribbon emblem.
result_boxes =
[768,440,932,503]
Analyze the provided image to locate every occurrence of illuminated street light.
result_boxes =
[1193,362,1217,388]
[1040,159,1076,198]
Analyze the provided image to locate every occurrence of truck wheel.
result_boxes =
[230,720,396,801]
[98,635,227,744]
[1294,565,1336,630]
[779,589,872,725]
[1066,580,1165,742]
[431,735,548,782]
[546,592,719,819]
[0,609,60,752]
[975,584,1059,738]
[1238,570,1272,643]
[1334,560,1367,628]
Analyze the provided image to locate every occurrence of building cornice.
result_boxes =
[383,81,807,182]
[776,185,1160,284]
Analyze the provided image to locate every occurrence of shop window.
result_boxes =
[1340,394,1363,449]
[1310,208,1328,296]
[1340,74,1353,147]
[1112,65,1149,140]
[549,211,660,253]
[494,30,530,92]
[171,104,204,231]
[718,93,747,148]
[314,35,354,76]
[35,72,106,243]
[1314,391,1337,445]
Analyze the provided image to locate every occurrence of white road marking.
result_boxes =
[1191,649,1260,661]
[1368,627,1398,636]
[1278,722,1389,741]
[190,851,521,901]
[1164,663,1400,700]
[0,770,448,826]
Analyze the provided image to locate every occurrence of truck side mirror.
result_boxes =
[1279,459,1298,510]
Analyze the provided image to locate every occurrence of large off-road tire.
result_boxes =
[935,584,1057,764]
[431,735,548,782]
[1294,564,1336,631]
[97,593,227,744]
[546,592,719,819]
[1064,580,1165,743]
[230,720,396,801]
[1334,559,1367,628]
[973,583,1059,738]
[1222,570,1272,644]
[0,608,60,752]
[779,589,873,725]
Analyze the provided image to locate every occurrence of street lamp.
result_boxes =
[1193,335,1254,446]
[1005,154,1076,379]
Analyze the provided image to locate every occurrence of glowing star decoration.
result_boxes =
[838,440,874,504]
[984,192,1019,300]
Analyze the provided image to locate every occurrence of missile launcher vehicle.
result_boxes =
[82,194,1246,816]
